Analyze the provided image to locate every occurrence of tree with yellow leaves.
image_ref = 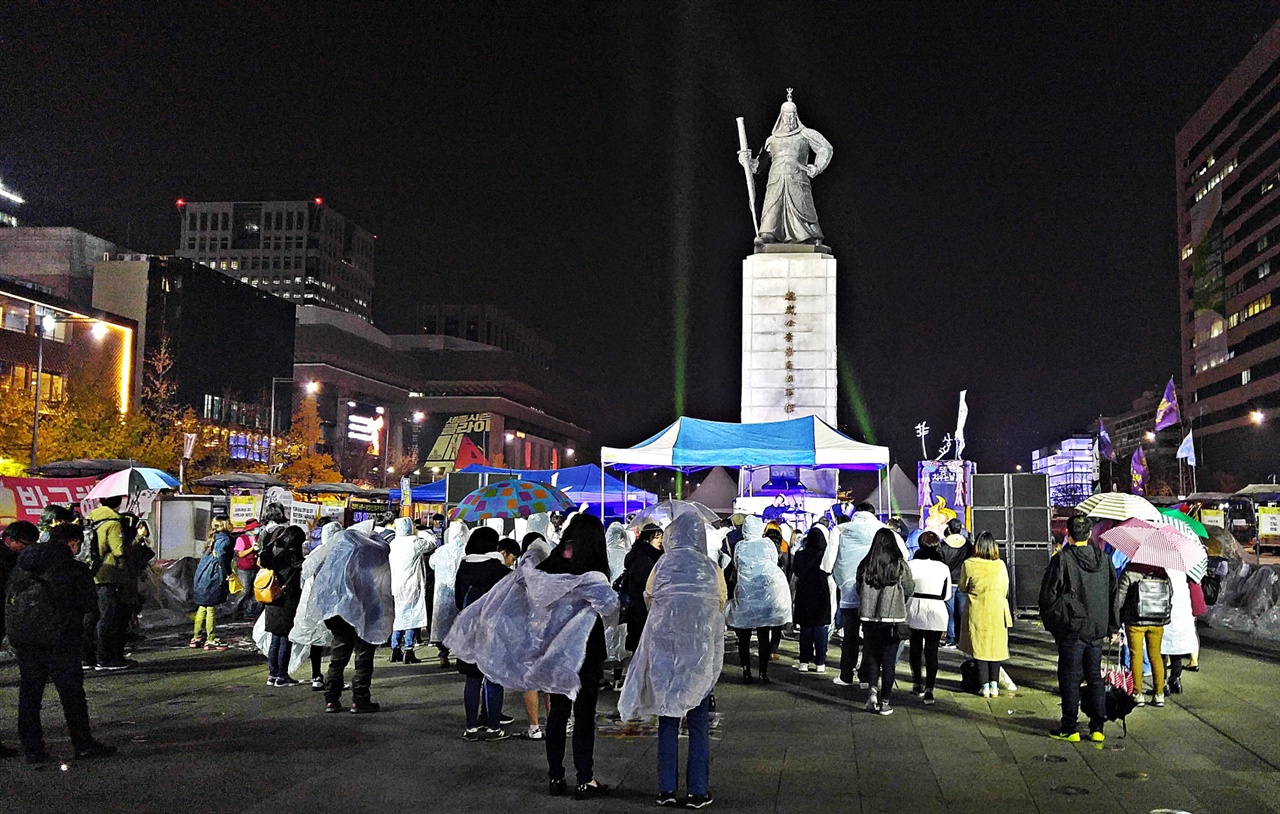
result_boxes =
[277,396,342,487]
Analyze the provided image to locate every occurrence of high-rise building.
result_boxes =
[1178,21,1280,479]
[0,176,23,227]
[175,198,375,320]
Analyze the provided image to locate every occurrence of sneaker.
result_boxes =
[940,641,957,650]
[311,677,326,691]
[276,677,301,687]
[912,684,925,697]
[267,677,280,686]
[526,725,544,740]
[463,727,482,741]
[814,665,827,674]
[685,794,714,809]
[549,778,567,797]
[497,714,515,726]
[865,688,880,712]
[74,741,116,760]
[188,638,204,649]
[324,701,343,713]
[97,660,137,672]
[484,727,510,741]
[204,640,229,651]
[1089,730,1106,743]
[923,689,935,705]
[878,702,895,716]
[350,700,380,714]
[1152,693,1165,708]
[989,683,999,698]
[1132,694,1146,707]
[656,791,680,807]
[832,676,854,687]
[574,781,611,800]
[1048,727,1081,742]
[980,686,991,698]
[796,663,810,672]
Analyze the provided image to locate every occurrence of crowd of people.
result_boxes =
[0,494,1214,804]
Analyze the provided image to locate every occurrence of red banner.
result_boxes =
[0,476,97,526]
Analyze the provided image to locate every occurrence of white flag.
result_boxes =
[1176,429,1196,467]
[1091,435,1101,482]
[954,390,969,459]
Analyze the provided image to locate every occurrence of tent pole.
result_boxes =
[623,471,629,517]
[601,465,605,520]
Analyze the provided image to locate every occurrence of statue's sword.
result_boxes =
[736,117,760,235]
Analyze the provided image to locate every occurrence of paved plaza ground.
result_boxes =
[0,619,1277,814]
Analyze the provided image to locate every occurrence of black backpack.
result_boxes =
[5,568,69,649]
[78,518,107,576]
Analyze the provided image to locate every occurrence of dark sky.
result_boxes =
[4,3,1278,470]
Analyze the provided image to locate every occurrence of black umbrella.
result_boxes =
[29,459,137,478]
[194,472,289,489]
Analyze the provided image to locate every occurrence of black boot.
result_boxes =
[403,648,420,664]
[742,664,755,684]
[390,646,403,663]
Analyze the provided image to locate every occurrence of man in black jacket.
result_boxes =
[1039,514,1118,743]
[0,521,39,759]
[8,524,115,763]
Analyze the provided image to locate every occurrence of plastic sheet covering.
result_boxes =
[442,555,619,699]
[605,522,632,661]
[527,512,554,544]
[390,518,433,630]
[1205,561,1280,641]
[619,510,726,720]
[707,524,732,569]
[725,517,792,629]
[429,521,468,643]
[254,611,309,676]
[139,558,243,629]
[832,514,882,608]
[309,528,395,644]
[289,524,344,648]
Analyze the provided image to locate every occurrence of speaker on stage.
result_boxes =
[446,472,483,503]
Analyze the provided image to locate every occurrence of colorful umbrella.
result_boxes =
[625,499,721,531]
[449,479,576,522]
[84,466,180,500]
[1076,493,1161,523]
[1100,518,1209,582]
[1156,507,1208,539]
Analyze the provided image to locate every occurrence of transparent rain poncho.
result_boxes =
[605,522,633,661]
[619,511,726,720]
[390,517,433,630]
[310,527,395,644]
[428,521,468,643]
[832,513,883,609]
[725,516,792,629]
[443,553,619,699]
[289,523,344,649]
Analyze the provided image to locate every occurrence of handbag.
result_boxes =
[227,572,244,595]
[254,568,283,605]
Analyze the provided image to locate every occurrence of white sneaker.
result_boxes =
[814,665,827,674]
[980,686,991,698]
[989,683,999,698]
[832,676,854,687]
[526,725,544,740]
[796,663,811,672]
[865,688,880,712]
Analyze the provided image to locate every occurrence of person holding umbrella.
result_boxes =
[87,495,135,671]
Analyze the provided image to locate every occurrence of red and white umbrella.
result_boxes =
[1100,518,1208,582]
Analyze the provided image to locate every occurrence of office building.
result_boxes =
[176,198,375,320]
[416,304,555,370]
[1179,21,1280,479]
[1031,435,1093,508]
[0,227,135,306]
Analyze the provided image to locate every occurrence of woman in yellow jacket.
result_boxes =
[958,532,1013,697]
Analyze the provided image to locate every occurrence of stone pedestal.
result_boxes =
[741,246,837,424]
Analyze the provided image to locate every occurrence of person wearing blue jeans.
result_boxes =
[463,675,505,741]
[389,628,420,663]
[798,625,830,672]
[658,693,711,807]
[944,589,968,646]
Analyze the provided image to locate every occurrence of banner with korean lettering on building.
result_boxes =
[422,413,491,473]
[0,476,97,526]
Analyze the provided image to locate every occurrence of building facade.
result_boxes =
[1179,22,1280,479]
[415,304,555,370]
[1031,435,1094,508]
[0,176,23,227]
[176,199,375,321]
[0,227,135,307]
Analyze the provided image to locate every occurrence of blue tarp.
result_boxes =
[390,463,657,507]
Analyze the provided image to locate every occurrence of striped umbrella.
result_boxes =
[1157,507,1209,539]
[1076,493,1161,523]
[84,466,180,500]
[449,479,576,522]
[1100,518,1209,582]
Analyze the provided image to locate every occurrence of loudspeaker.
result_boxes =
[972,474,1008,508]
[972,508,1010,541]
[1012,474,1049,508]
[1013,507,1051,542]
[1012,544,1051,607]
[446,472,483,503]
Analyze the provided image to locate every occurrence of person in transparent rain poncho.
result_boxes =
[388,517,432,665]
[429,520,469,668]
[619,511,727,810]
[604,522,633,691]
[290,521,343,691]
[443,515,619,800]
[725,516,792,684]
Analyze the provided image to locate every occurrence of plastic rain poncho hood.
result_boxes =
[605,522,632,661]
[429,521,468,642]
[443,553,619,699]
[725,516,792,629]
[619,511,726,720]
[390,517,432,630]
[289,523,344,648]
[310,528,395,644]
[832,513,884,608]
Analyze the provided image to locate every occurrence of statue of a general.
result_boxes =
[737,90,833,246]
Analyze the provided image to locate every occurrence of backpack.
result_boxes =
[1201,571,1221,606]
[253,568,284,605]
[959,659,981,694]
[1041,557,1087,638]
[5,568,70,649]
[1129,573,1173,625]
[78,518,107,576]
[611,570,631,615]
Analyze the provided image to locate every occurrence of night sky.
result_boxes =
[4,4,1278,471]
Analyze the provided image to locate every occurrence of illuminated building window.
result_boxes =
[1227,293,1273,328]
[1194,158,1237,202]
[1181,244,1194,261]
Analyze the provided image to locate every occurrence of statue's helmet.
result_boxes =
[772,89,804,137]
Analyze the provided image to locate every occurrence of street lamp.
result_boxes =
[1143,431,1156,443]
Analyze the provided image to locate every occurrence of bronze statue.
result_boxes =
[737,89,833,246]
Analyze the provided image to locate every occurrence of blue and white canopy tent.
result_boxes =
[600,415,892,514]
[389,463,658,516]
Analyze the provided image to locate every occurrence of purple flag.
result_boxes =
[1130,446,1148,495]
[1098,417,1115,462]
[1154,377,1180,431]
